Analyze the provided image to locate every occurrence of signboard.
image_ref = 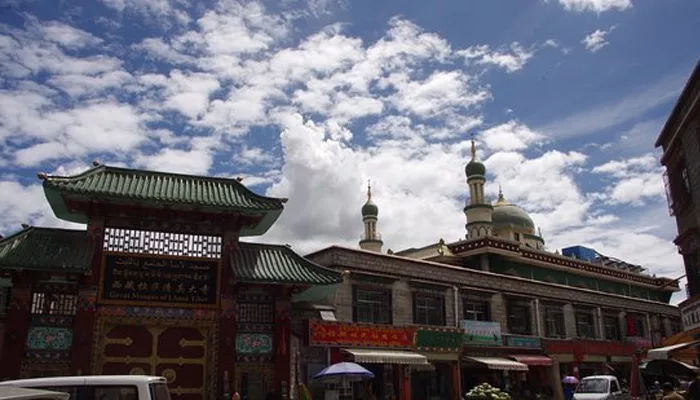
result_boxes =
[681,296,700,332]
[626,336,653,350]
[99,253,220,308]
[505,335,541,349]
[308,320,416,348]
[415,328,463,352]
[236,333,274,354]
[461,320,502,346]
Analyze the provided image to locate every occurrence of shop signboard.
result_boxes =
[99,253,220,308]
[308,320,416,348]
[415,327,463,352]
[461,320,502,346]
[504,335,541,349]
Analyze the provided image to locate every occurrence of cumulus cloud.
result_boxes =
[582,26,616,53]
[0,0,685,292]
[551,0,633,12]
[592,154,666,206]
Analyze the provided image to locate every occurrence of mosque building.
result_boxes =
[304,140,681,400]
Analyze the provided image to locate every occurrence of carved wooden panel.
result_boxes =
[103,228,222,259]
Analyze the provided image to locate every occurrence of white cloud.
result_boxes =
[582,26,616,53]
[552,0,633,12]
[0,0,686,298]
[457,42,534,73]
[592,154,666,206]
[480,121,544,151]
[0,181,83,235]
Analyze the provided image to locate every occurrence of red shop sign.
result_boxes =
[308,320,416,348]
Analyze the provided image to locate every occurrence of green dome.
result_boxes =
[465,160,486,177]
[465,139,486,177]
[492,192,535,230]
[362,201,378,217]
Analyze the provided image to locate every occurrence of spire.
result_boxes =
[360,179,382,252]
[470,138,476,160]
[495,185,508,205]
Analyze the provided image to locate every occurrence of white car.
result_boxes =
[573,375,625,400]
[0,375,171,400]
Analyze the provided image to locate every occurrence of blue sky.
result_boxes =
[0,0,698,302]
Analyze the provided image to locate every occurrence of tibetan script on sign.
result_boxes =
[100,253,220,308]
[308,320,416,348]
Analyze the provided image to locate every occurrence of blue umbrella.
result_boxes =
[313,362,374,383]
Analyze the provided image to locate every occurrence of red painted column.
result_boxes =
[1,281,31,378]
[400,366,411,400]
[275,295,292,400]
[71,219,104,375]
[220,231,239,399]
[452,362,462,400]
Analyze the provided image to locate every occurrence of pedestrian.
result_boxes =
[662,382,684,400]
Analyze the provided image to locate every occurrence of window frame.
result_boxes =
[412,291,446,326]
[352,285,393,324]
[30,292,78,316]
[543,304,566,338]
[506,298,532,335]
[603,315,621,341]
[575,308,596,339]
[462,295,491,322]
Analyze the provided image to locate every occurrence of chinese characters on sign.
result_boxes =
[505,335,541,349]
[415,328,464,352]
[309,321,416,348]
[100,253,219,307]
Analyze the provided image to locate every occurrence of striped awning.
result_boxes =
[509,355,552,366]
[463,356,529,371]
[343,349,429,365]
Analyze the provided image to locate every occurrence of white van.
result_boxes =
[0,387,70,400]
[0,376,170,400]
[573,375,625,400]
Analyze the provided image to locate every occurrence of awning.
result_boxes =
[463,356,529,371]
[343,349,429,365]
[420,352,459,362]
[647,340,700,361]
[509,355,552,366]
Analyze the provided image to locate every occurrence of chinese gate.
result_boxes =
[95,316,217,400]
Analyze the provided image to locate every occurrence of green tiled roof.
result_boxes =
[232,242,342,285]
[0,226,93,272]
[41,164,286,236]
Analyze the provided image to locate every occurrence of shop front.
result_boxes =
[413,327,464,400]
[545,339,636,381]
[503,335,553,395]
[308,320,429,400]
[459,321,530,394]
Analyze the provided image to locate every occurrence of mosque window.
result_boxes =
[665,160,692,215]
[353,286,392,324]
[514,233,521,242]
[575,308,596,339]
[30,281,78,316]
[544,304,565,338]
[413,293,445,326]
[506,298,532,335]
[463,296,490,322]
[603,315,621,340]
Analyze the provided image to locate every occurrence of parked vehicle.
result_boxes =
[573,375,625,400]
[0,387,70,400]
[0,376,171,400]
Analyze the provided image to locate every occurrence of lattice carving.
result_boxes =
[103,227,222,258]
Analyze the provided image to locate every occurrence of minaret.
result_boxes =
[359,181,383,252]
[463,140,493,239]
